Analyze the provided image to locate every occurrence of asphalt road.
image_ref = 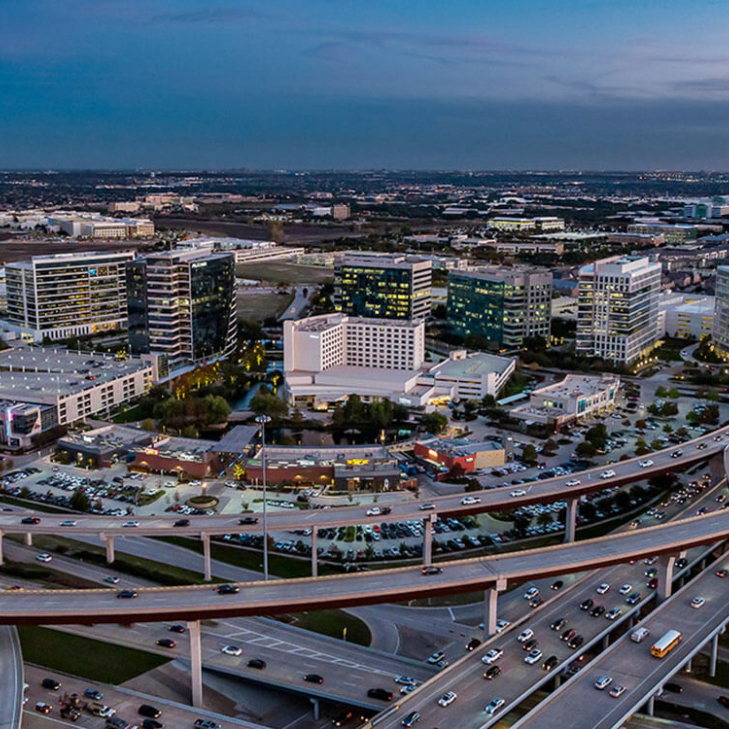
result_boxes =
[0,627,23,729]
[514,557,729,729]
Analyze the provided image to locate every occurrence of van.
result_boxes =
[631,627,650,643]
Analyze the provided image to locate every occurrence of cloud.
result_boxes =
[150,6,260,24]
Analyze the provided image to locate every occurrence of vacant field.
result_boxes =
[237,261,334,285]
[237,291,293,320]
[0,237,150,263]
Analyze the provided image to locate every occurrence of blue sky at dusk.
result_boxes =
[2,0,729,169]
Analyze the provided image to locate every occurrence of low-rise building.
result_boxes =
[182,237,305,264]
[510,374,620,430]
[658,292,715,339]
[413,437,505,474]
[489,216,565,233]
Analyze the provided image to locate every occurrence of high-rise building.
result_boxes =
[576,255,661,364]
[447,267,553,346]
[2,251,135,342]
[712,266,729,356]
[334,254,432,320]
[127,248,237,367]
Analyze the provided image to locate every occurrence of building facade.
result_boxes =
[334,254,432,320]
[127,248,237,367]
[576,255,661,364]
[447,267,553,346]
[713,266,729,356]
[658,292,715,339]
[3,251,135,342]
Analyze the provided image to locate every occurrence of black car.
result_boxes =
[174,519,190,527]
[590,605,605,617]
[542,655,559,671]
[41,678,61,691]
[367,688,393,701]
[248,659,266,669]
[117,590,137,599]
[141,720,164,729]
[719,696,729,708]
[551,580,564,590]
[138,704,161,719]
[157,639,176,648]
[484,665,501,680]
[664,682,683,694]
[21,516,41,525]
[217,584,239,594]
[304,673,323,684]
[551,618,567,631]
[169,624,186,634]
[522,638,538,651]
[562,628,577,642]
[568,634,584,649]
[421,565,441,576]
[580,598,594,611]
[239,517,259,525]
[676,557,688,569]
[626,592,641,605]
[466,638,482,651]
[332,711,353,727]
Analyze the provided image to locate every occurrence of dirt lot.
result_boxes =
[0,237,151,264]
[236,261,333,285]
[236,291,293,320]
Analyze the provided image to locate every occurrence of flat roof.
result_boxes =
[209,425,260,453]
[531,374,619,399]
[431,352,515,378]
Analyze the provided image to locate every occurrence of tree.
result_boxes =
[70,489,91,512]
[537,512,553,527]
[635,419,647,430]
[663,423,673,433]
[580,501,596,522]
[615,490,632,511]
[182,425,198,438]
[667,388,680,399]
[585,423,609,449]
[543,438,557,454]
[522,444,538,465]
[420,412,448,435]
[140,418,157,432]
[655,386,668,398]
[575,440,597,458]
[250,387,288,421]
[650,438,664,451]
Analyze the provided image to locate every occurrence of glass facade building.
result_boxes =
[127,248,237,366]
[713,266,729,356]
[334,254,432,320]
[447,268,553,346]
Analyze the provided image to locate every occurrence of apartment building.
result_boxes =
[127,248,237,367]
[576,255,661,364]
[2,251,135,342]
[334,253,432,320]
[447,267,553,346]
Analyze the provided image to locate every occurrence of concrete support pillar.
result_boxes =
[188,620,203,708]
[311,530,318,578]
[0,530,4,566]
[483,577,508,638]
[602,634,609,650]
[647,694,655,717]
[310,697,320,721]
[657,554,676,602]
[709,452,724,484]
[201,533,211,582]
[104,535,115,564]
[554,674,561,690]
[711,634,719,678]
[24,533,32,547]
[564,498,578,543]
[685,657,692,673]
[423,514,434,566]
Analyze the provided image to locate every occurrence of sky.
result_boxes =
[2,0,729,170]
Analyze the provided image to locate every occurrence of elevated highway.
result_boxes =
[0,627,23,729]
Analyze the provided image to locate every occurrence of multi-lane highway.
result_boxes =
[0,627,23,729]
[514,556,729,729]
[2,507,729,624]
[372,477,727,729]
[1,425,726,542]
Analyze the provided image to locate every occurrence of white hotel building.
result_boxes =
[283,313,515,409]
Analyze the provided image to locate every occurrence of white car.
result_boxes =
[123,520,139,528]
[36,553,52,563]
[60,520,77,527]
[566,479,581,487]
[523,587,539,600]
[366,507,383,516]
[221,645,242,656]
[639,460,654,468]
[517,629,534,643]
[510,489,527,497]
[524,648,543,665]
[605,607,622,621]
[482,648,504,664]
[596,583,610,595]
[495,619,511,633]
[619,584,632,595]
[427,651,444,664]
[461,496,480,505]
[485,698,505,715]
[601,470,616,479]
[690,596,706,609]
[438,691,457,707]
[595,676,613,690]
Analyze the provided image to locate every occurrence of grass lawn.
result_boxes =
[278,609,371,646]
[0,495,69,513]
[112,403,146,423]
[236,292,293,321]
[236,262,333,285]
[0,559,98,589]
[19,626,169,683]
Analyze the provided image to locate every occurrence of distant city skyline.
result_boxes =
[3,0,729,170]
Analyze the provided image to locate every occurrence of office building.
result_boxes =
[510,374,620,430]
[2,251,135,342]
[127,248,237,367]
[489,216,565,233]
[447,267,553,346]
[713,266,729,356]
[283,313,515,408]
[576,255,661,364]
[180,237,304,264]
[334,254,432,320]
[48,212,154,238]
[658,292,714,339]
[414,438,505,474]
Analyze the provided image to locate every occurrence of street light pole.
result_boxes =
[256,413,272,581]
